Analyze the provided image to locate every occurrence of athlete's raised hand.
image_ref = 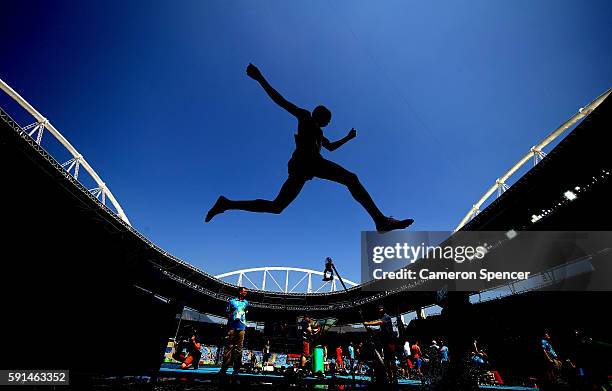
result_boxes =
[246,63,263,81]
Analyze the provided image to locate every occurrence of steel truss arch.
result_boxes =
[216,266,358,293]
[455,88,612,232]
[0,78,130,225]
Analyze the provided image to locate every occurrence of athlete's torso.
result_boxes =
[294,110,323,157]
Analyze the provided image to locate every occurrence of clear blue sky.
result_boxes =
[2,1,610,283]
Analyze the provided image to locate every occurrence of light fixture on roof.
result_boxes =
[563,190,577,201]
[505,229,517,240]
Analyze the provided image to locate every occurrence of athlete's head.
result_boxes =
[238,286,247,299]
[312,105,331,127]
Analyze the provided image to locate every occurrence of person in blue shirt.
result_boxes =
[219,287,249,375]
[542,332,558,360]
[347,341,355,373]
[471,338,488,368]
[439,339,449,364]
[541,330,562,383]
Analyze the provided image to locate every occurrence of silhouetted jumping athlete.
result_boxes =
[205,64,413,232]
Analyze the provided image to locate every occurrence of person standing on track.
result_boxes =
[336,345,344,371]
[347,341,355,373]
[364,304,399,382]
[300,313,320,370]
[219,287,249,376]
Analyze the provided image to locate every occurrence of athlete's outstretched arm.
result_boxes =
[323,128,357,151]
[246,63,306,118]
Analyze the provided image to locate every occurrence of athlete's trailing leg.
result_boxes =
[205,176,306,222]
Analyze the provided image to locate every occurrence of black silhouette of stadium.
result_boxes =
[1,94,611,381]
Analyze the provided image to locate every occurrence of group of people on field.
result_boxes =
[172,287,610,390]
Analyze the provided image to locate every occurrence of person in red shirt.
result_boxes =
[173,332,202,370]
[299,314,320,369]
[336,345,344,370]
[411,340,423,375]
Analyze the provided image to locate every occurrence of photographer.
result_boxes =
[172,331,202,370]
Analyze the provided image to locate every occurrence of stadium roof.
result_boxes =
[1,91,610,323]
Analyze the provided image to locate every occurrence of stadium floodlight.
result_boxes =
[322,257,334,282]
[564,190,577,201]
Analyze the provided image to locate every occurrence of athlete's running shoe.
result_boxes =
[205,195,229,222]
[376,216,414,232]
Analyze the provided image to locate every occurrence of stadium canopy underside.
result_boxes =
[2,93,612,325]
[2,93,611,377]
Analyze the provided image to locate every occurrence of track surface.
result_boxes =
[158,365,537,390]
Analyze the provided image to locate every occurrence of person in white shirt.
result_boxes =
[403,340,411,358]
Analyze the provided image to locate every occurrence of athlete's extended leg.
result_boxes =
[205,176,306,222]
[313,159,413,231]
[312,159,384,222]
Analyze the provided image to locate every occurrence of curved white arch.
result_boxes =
[0,78,130,225]
[216,266,358,294]
[455,88,612,232]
